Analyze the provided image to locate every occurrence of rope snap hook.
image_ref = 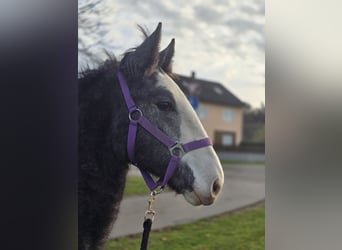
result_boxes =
[143,187,164,222]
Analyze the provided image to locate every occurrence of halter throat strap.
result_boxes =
[118,71,212,191]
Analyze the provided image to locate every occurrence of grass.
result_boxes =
[124,176,170,197]
[104,203,265,250]
[123,176,151,197]
[220,160,264,165]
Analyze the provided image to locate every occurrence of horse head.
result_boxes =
[118,23,224,206]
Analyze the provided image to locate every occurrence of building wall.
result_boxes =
[197,102,244,146]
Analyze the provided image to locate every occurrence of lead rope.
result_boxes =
[140,188,163,250]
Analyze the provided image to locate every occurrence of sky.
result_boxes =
[79,0,265,108]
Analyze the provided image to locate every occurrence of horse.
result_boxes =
[78,23,224,250]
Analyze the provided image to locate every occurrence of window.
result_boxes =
[214,131,236,147]
[223,109,234,122]
[197,105,208,119]
[222,134,234,146]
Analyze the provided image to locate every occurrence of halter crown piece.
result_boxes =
[118,71,212,191]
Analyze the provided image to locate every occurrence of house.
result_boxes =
[175,72,246,148]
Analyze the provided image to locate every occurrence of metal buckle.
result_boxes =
[169,142,185,157]
[128,108,142,122]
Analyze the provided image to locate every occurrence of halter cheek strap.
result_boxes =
[118,71,212,191]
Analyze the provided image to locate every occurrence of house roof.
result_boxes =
[175,73,246,107]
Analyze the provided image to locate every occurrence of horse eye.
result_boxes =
[156,101,174,111]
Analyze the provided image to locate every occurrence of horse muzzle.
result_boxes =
[181,147,224,206]
[183,176,223,206]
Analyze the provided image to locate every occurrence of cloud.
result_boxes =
[78,0,265,107]
[226,18,264,35]
[193,5,224,24]
[240,2,265,16]
[254,37,265,50]
[147,1,181,20]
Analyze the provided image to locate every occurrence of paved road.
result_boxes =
[109,164,265,239]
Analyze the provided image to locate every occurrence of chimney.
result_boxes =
[191,71,196,80]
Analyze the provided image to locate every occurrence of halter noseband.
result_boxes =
[118,71,212,191]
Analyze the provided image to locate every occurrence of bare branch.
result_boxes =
[78,0,112,67]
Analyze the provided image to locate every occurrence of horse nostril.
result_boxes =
[212,178,221,196]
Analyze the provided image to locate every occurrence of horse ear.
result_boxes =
[133,22,162,77]
[159,38,175,73]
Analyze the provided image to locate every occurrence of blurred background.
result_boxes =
[1,0,340,249]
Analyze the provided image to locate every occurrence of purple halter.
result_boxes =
[118,71,212,191]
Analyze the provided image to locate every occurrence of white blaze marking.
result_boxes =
[156,72,224,205]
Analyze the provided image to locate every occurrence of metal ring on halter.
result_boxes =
[151,187,164,196]
[169,142,185,158]
[128,108,143,121]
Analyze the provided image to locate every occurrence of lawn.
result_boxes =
[220,160,264,165]
[123,176,151,197]
[104,203,265,250]
[124,176,170,197]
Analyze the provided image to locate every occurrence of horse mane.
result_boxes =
[137,24,150,38]
[78,50,129,250]
[79,54,118,80]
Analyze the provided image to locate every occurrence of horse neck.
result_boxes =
[78,66,130,250]
[79,65,129,178]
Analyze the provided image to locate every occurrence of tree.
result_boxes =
[78,0,112,69]
[243,103,265,143]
